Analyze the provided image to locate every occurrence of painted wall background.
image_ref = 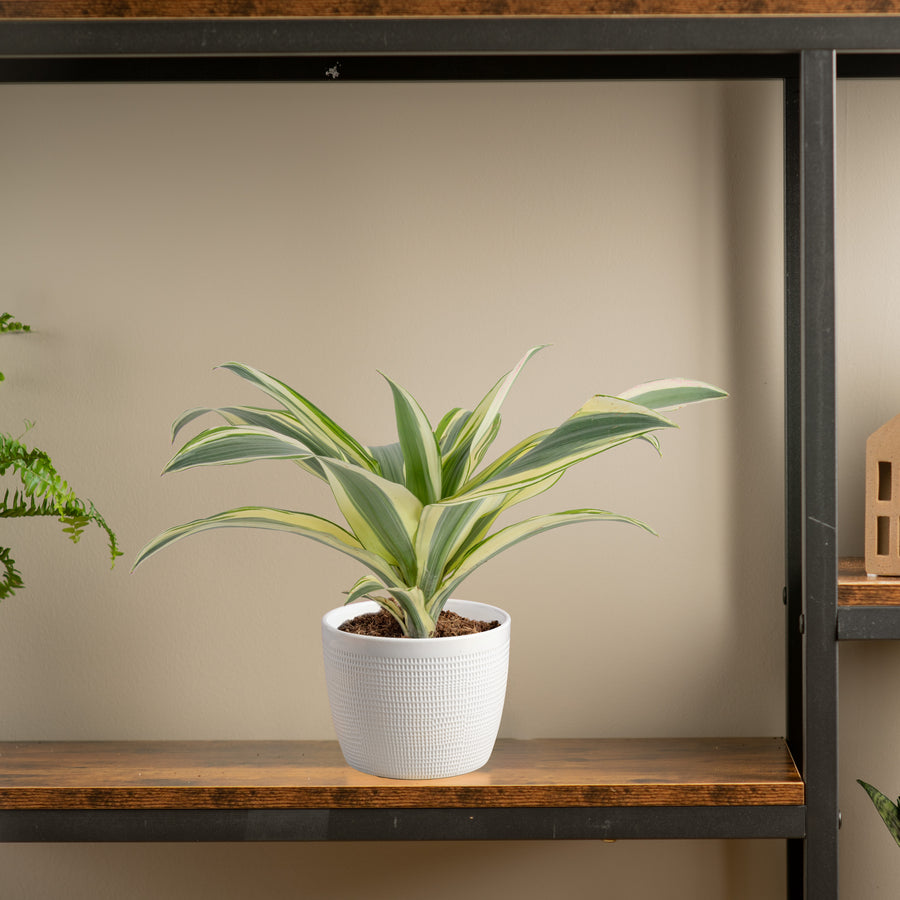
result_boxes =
[0,74,887,896]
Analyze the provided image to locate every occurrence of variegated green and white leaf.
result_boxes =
[454,397,675,501]
[345,574,389,605]
[382,584,435,638]
[318,457,423,586]
[414,495,505,601]
[132,506,402,587]
[438,472,565,577]
[381,372,442,505]
[173,405,329,479]
[171,406,220,441]
[431,508,654,611]
[460,427,553,489]
[368,441,406,486]
[618,378,727,412]
[440,346,546,494]
[162,426,315,473]
[435,407,471,454]
[218,362,376,470]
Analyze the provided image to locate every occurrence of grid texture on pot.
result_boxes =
[323,640,510,779]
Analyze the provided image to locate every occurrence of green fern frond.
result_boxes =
[0,547,24,600]
[0,313,30,334]
[0,312,31,382]
[0,432,122,598]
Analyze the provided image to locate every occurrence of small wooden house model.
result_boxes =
[866,413,900,575]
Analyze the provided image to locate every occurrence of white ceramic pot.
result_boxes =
[322,598,511,779]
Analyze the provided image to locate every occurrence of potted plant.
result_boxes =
[1,313,121,599]
[134,346,725,778]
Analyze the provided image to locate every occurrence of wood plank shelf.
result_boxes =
[0,738,805,842]
[838,557,900,639]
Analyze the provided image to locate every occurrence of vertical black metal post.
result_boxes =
[784,61,806,898]
[799,48,840,900]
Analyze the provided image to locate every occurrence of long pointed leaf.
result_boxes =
[133,506,402,587]
[345,574,389,604]
[859,780,900,847]
[414,496,505,602]
[618,378,728,412]
[318,457,422,585]
[163,426,315,473]
[368,441,406,485]
[382,585,435,638]
[435,408,471,453]
[382,372,442,505]
[432,508,654,611]
[218,362,376,470]
[454,398,676,500]
[440,345,546,493]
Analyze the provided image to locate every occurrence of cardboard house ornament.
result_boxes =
[866,413,900,575]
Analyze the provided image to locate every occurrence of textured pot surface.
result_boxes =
[322,599,511,779]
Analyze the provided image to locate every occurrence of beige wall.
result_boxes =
[0,74,883,897]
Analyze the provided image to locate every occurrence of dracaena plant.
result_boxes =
[134,347,725,637]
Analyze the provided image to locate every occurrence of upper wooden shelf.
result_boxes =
[0,737,802,811]
[837,557,900,639]
[1,0,899,18]
[839,557,900,605]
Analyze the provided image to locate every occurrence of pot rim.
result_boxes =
[321,598,510,645]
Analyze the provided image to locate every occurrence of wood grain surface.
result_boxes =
[2,1,900,18]
[839,556,900,605]
[0,738,803,810]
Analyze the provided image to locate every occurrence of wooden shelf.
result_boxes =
[838,557,900,639]
[0,737,803,810]
[0,738,804,842]
[2,1,899,20]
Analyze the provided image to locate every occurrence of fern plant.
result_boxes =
[859,780,900,847]
[135,346,725,638]
[1,314,121,599]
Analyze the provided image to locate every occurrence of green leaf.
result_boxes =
[618,378,728,411]
[435,408,471,453]
[859,780,900,848]
[414,495,505,602]
[381,372,442,505]
[172,406,328,479]
[455,397,676,500]
[382,585,435,638]
[132,506,402,587]
[440,345,546,494]
[162,425,315,473]
[345,574,388,604]
[368,442,406,486]
[432,508,654,611]
[218,362,377,470]
[318,458,423,586]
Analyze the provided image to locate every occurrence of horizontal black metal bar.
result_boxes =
[0,805,807,842]
[838,52,900,78]
[0,52,796,83]
[838,607,900,640]
[5,17,900,60]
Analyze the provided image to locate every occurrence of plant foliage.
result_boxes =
[135,347,726,637]
[859,780,900,848]
[1,314,122,599]
[0,311,30,383]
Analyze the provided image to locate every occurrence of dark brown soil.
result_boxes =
[338,608,500,638]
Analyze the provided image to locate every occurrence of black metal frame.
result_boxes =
[0,805,807,843]
[3,13,893,897]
